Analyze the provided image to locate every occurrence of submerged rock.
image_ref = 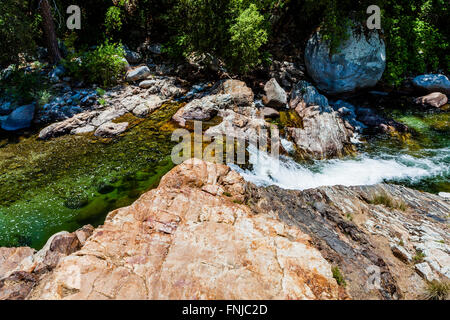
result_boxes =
[1,104,35,131]
[305,25,386,94]
[412,74,450,95]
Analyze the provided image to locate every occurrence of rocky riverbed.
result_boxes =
[0,40,449,300]
[0,159,448,300]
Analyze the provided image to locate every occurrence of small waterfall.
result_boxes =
[229,145,449,191]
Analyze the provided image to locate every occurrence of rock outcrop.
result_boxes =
[1,160,449,300]
[305,26,386,94]
[286,81,355,159]
[246,182,450,300]
[0,226,94,300]
[5,159,341,300]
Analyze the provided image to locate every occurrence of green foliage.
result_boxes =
[413,250,426,263]
[35,90,53,109]
[424,280,449,300]
[0,0,37,67]
[229,4,268,73]
[105,6,123,35]
[63,41,127,87]
[167,0,277,72]
[382,0,450,86]
[0,66,48,105]
[331,266,346,287]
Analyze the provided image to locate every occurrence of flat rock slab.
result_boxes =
[94,122,129,138]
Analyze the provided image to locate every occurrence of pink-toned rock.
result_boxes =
[0,247,36,279]
[27,159,340,300]
[415,92,448,108]
[219,79,254,106]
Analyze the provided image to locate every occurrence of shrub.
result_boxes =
[413,250,426,264]
[0,0,37,67]
[424,280,449,300]
[332,266,346,287]
[63,41,127,87]
[167,0,276,73]
[0,66,48,105]
[229,4,268,73]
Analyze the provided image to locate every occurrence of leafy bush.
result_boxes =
[0,66,48,105]
[167,0,277,73]
[0,0,38,67]
[63,41,127,87]
[229,4,268,73]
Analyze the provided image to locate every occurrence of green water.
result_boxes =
[0,103,181,249]
[360,99,449,194]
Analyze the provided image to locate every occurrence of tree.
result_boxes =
[39,0,61,64]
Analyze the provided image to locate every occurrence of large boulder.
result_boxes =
[1,104,35,131]
[412,74,450,95]
[305,26,386,94]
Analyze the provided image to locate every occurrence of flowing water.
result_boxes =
[232,97,449,194]
[0,96,448,249]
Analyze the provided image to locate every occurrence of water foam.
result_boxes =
[228,145,449,191]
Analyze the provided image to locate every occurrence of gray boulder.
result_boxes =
[126,66,151,82]
[262,78,287,109]
[1,104,35,131]
[412,74,450,95]
[286,81,354,159]
[94,122,128,138]
[124,49,142,64]
[305,25,386,94]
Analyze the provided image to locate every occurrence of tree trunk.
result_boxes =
[40,0,61,64]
